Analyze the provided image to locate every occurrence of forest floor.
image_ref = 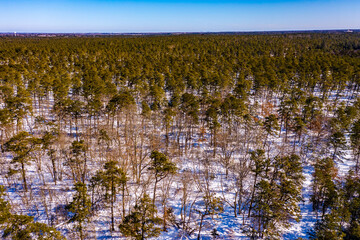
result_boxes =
[0,89,357,239]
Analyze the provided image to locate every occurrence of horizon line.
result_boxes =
[0,28,359,35]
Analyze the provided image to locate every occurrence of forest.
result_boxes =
[0,33,360,239]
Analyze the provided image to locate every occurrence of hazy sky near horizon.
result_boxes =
[0,0,359,32]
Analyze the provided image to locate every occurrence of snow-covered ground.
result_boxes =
[1,88,358,239]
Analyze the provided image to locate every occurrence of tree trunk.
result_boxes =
[122,185,126,218]
[234,191,238,217]
[213,128,217,157]
[153,178,158,205]
[197,214,205,240]
[79,222,84,240]
[21,161,27,192]
[51,151,57,184]
[111,194,114,231]
[163,205,167,231]
[248,173,258,218]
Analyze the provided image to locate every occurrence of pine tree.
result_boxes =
[263,114,280,147]
[205,98,221,157]
[92,161,127,231]
[351,119,360,172]
[149,151,177,204]
[119,194,162,240]
[0,186,64,240]
[309,212,345,240]
[41,127,60,184]
[248,149,267,218]
[311,157,338,219]
[196,194,223,240]
[67,140,87,183]
[343,171,360,240]
[329,131,347,160]
[66,182,91,240]
[248,154,304,239]
[3,131,41,192]
[0,186,12,229]
[310,170,360,240]
[263,114,280,137]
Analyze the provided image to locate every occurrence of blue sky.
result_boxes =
[0,0,359,32]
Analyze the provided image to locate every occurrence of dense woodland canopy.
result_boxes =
[0,33,360,239]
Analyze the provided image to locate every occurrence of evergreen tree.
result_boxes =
[248,154,304,239]
[119,194,162,240]
[309,212,345,240]
[67,140,88,183]
[311,157,338,219]
[3,131,41,192]
[351,119,360,172]
[0,186,64,240]
[343,171,360,240]
[263,114,280,137]
[248,149,267,218]
[92,161,127,231]
[329,131,347,160]
[196,193,223,240]
[148,151,177,204]
[66,182,91,240]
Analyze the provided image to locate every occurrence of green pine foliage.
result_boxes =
[311,157,338,218]
[310,170,360,239]
[91,161,127,231]
[0,186,64,240]
[119,194,162,240]
[66,182,91,240]
[149,151,177,204]
[248,154,304,239]
[3,132,41,192]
